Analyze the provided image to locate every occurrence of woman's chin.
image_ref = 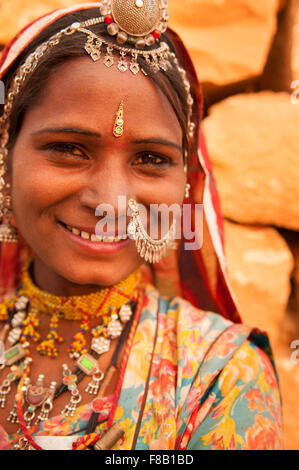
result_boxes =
[35,256,142,294]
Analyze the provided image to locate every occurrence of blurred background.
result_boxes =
[0,0,298,450]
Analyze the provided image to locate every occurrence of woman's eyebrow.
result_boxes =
[31,129,182,151]
[132,138,183,152]
[31,126,102,139]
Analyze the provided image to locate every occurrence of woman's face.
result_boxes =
[10,56,185,293]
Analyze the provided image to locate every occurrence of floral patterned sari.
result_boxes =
[0,284,283,450]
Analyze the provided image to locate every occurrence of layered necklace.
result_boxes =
[0,260,144,450]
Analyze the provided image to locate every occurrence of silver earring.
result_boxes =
[127,199,176,264]
[184,160,190,200]
[0,145,18,243]
[0,194,18,243]
[184,183,191,199]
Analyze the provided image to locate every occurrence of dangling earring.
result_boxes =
[127,199,176,264]
[184,183,191,199]
[0,193,18,243]
[0,142,18,243]
[184,160,190,200]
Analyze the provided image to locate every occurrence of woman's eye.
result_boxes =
[133,154,169,167]
[43,142,88,159]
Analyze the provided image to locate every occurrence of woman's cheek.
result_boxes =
[135,173,185,207]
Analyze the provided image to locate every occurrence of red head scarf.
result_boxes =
[0,3,241,323]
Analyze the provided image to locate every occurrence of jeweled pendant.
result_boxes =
[62,389,82,417]
[103,51,114,67]
[91,337,111,355]
[7,377,30,424]
[91,396,111,417]
[0,378,12,408]
[7,327,22,346]
[130,60,140,75]
[25,375,48,407]
[15,296,29,311]
[117,56,128,72]
[4,342,29,366]
[11,311,26,328]
[61,363,82,417]
[36,381,56,423]
[85,36,102,62]
[113,101,124,138]
[7,401,18,424]
[107,314,123,339]
[76,353,99,376]
[85,370,104,395]
[119,304,133,323]
[24,374,48,427]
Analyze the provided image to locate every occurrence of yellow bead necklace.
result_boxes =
[19,259,142,320]
[0,259,142,360]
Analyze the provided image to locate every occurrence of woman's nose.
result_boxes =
[78,162,132,217]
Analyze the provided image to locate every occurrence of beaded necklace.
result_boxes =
[15,288,145,450]
[1,259,141,359]
[0,260,145,450]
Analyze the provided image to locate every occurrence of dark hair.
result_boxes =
[2,8,199,162]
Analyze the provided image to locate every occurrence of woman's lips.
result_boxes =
[58,221,131,253]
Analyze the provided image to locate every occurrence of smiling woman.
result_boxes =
[11,52,185,292]
[0,1,283,451]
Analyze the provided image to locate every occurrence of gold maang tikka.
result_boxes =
[113,101,124,137]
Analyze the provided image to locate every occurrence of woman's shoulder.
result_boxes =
[144,282,252,344]
[143,283,278,384]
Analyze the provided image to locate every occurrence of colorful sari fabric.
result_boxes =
[0,284,283,450]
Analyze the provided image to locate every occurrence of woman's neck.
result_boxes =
[33,255,107,296]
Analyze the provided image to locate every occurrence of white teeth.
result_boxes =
[91,234,103,242]
[103,236,115,242]
[81,231,90,240]
[66,223,128,242]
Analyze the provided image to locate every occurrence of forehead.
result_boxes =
[24,56,182,144]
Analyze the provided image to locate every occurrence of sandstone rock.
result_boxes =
[168,0,280,99]
[291,245,299,308]
[202,91,299,230]
[259,0,299,93]
[280,229,299,311]
[224,219,294,346]
[274,354,299,449]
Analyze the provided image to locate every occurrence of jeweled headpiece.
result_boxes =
[0,0,195,242]
[99,0,169,48]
